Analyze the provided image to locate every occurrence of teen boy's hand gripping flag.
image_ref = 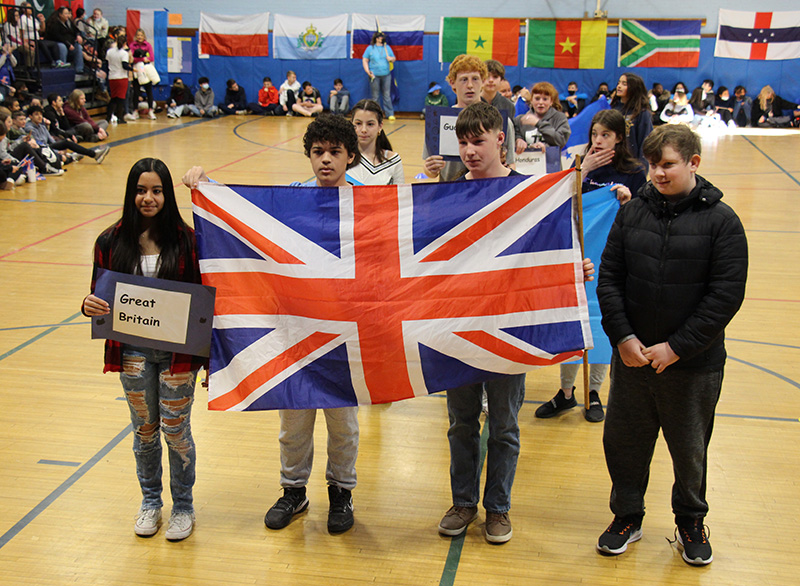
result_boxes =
[192,170,592,411]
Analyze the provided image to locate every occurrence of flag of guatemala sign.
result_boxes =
[192,171,592,411]
[273,13,348,60]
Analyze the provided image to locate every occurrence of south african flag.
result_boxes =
[618,20,701,68]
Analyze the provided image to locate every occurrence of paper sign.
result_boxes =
[514,149,547,178]
[91,269,216,357]
[425,106,508,161]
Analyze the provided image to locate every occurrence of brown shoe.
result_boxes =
[485,512,512,544]
[438,505,478,536]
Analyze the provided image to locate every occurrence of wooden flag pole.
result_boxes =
[573,155,590,411]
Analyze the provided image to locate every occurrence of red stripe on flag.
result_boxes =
[456,330,584,366]
[754,12,773,29]
[421,170,572,263]
[392,45,424,61]
[352,43,369,59]
[191,190,304,265]
[639,52,700,68]
[201,33,269,57]
[209,331,340,410]
[554,21,581,69]
[126,11,140,46]
[492,19,520,66]
[750,43,768,60]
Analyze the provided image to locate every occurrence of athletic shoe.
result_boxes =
[44,165,64,176]
[134,507,162,537]
[438,505,478,537]
[327,485,354,533]
[596,515,643,555]
[675,518,713,565]
[94,146,110,164]
[2,178,14,190]
[535,388,578,418]
[264,487,308,530]
[148,110,157,120]
[235,110,247,115]
[55,60,71,68]
[165,511,195,541]
[70,152,85,162]
[485,512,512,544]
[15,174,27,185]
[110,114,118,124]
[124,113,137,122]
[584,390,605,422]
[166,111,177,119]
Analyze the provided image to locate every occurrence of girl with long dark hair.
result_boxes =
[82,158,203,541]
[611,72,653,164]
[348,99,404,185]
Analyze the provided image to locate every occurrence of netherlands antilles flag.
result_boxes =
[440,17,519,66]
[199,12,270,57]
[618,20,701,68]
[127,9,168,81]
[351,14,424,60]
[525,19,607,69]
[191,172,592,411]
[715,9,800,60]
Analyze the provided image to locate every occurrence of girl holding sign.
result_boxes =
[82,158,204,541]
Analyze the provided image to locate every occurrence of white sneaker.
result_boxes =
[124,113,137,122]
[165,511,195,541]
[15,174,27,185]
[110,114,118,124]
[134,507,162,536]
[44,165,64,176]
[148,110,157,120]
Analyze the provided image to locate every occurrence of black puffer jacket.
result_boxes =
[597,175,748,371]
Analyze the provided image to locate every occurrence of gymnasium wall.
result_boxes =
[99,1,800,111]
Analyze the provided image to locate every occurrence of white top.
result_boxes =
[347,151,404,186]
[105,46,129,81]
[139,255,159,278]
[278,80,301,107]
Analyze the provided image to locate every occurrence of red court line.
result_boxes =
[201,132,305,176]
[0,259,91,267]
[0,207,121,261]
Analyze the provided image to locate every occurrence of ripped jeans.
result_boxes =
[120,345,198,513]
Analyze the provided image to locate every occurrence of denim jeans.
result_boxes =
[278,407,359,490]
[329,93,349,115]
[56,41,83,72]
[446,374,525,513]
[119,345,198,513]
[603,355,723,520]
[370,74,394,117]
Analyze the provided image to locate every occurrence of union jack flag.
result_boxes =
[192,170,592,411]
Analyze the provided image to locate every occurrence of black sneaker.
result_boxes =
[584,390,605,422]
[675,517,713,565]
[535,388,577,418]
[327,485,354,534]
[264,487,308,530]
[596,515,643,555]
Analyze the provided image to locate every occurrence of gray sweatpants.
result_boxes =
[603,354,723,521]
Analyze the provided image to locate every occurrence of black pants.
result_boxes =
[50,140,96,158]
[603,355,723,521]
[132,79,154,109]
[11,142,49,173]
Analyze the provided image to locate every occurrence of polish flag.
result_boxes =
[199,12,270,57]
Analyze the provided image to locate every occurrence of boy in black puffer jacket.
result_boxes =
[595,125,748,567]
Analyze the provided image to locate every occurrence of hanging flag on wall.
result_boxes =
[618,20,701,67]
[439,17,519,66]
[525,19,607,69]
[273,13,348,60]
[127,9,168,82]
[192,172,591,411]
[351,14,424,60]
[199,12,269,57]
[715,9,800,60]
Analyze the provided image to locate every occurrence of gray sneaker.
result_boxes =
[438,505,478,536]
[94,146,110,164]
[165,511,195,541]
[485,512,512,544]
[134,507,162,536]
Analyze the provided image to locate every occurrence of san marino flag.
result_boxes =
[273,13,348,60]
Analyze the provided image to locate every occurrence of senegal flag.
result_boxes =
[525,19,607,69]
[439,17,520,66]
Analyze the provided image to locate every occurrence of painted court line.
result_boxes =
[742,136,800,189]
[38,460,81,467]
[0,312,83,362]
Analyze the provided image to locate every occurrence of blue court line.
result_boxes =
[0,424,131,550]
[0,322,88,332]
[232,117,303,151]
[439,420,489,586]
[741,136,800,189]
[0,312,83,363]
[38,460,81,467]
[728,338,800,350]
[104,117,213,148]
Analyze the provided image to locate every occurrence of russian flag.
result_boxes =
[351,14,424,61]
[199,12,270,57]
[127,9,168,82]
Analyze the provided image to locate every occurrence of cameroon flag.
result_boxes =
[525,20,607,69]
[439,17,520,66]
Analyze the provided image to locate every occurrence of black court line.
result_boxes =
[741,135,800,189]
[38,460,81,467]
[104,116,213,148]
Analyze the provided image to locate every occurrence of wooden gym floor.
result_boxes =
[0,114,798,586]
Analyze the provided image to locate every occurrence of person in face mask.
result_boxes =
[187,77,219,118]
[559,81,587,118]
[591,81,611,104]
